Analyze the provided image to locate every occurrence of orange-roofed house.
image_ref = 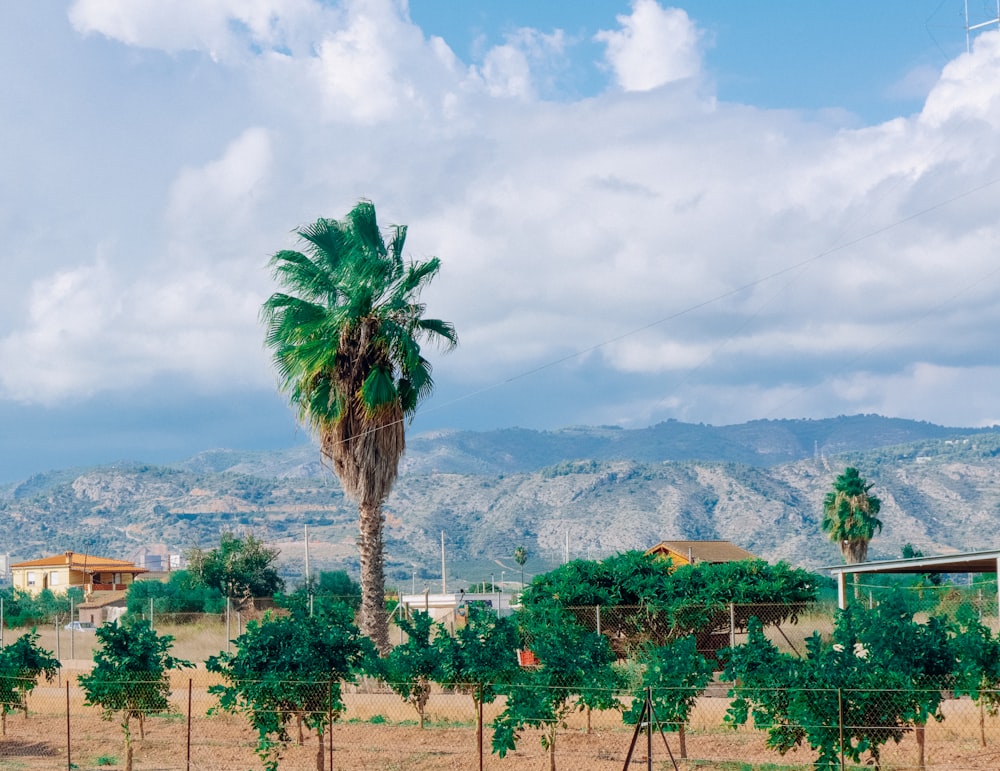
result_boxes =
[644,540,757,567]
[10,552,147,597]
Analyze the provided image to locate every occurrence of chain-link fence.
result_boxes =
[4,674,1000,769]
[4,598,1000,769]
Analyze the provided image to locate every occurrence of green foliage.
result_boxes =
[79,620,191,771]
[376,612,444,728]
[491,605,621,765]
[126,571,226,616]
[951,604,1000,714]
[622,636,714,730]
[0,587,84,627]
[435,605,521,708]
[186,532,284,604]
[822,467,882,564]
[207,604,370,771]
[465,582,501,593]
[275,571,363,617]
[722,592,959,768]
[0,629,60,719]
[520,551,818,656]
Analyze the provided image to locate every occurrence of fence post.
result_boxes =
[65,680,71,771]
[729,603,736,648]
[596,605,601,637]
[478,683,484,771]
[646,686,653,771]
[838,688,845,771]
[186,678,192,771]
[328,678,334,771]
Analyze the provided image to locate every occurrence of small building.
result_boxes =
[76,590,128,626]
[645,540,757,567]
[398,591,514,631]
[10,552,147,597]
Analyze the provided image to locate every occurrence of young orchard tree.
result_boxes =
[207,604,371,771]
[949,604,1000,748]
[377,611,443,728]
[623,635,714,759]
[492,606,621,771]
[0,630,60,734]
[724,593,957,770]
[79,621,191,771]
[261,201,457,653]
[435,605,521,755]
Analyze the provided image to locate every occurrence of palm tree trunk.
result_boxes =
[359,501,390,654]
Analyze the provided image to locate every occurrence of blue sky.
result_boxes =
[1,0,1000,483]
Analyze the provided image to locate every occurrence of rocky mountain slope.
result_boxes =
[1,416,998,583]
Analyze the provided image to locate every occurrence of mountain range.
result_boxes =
[2,415,999,586]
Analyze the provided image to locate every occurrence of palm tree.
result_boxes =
[261,201,457,653]
[822,467,883,565]
[513,545,528,594]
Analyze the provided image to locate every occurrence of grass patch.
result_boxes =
[93,755,117,767]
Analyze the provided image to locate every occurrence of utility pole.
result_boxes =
[304,524,311,586]
[441,531,447,593]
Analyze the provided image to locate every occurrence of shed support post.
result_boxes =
[995,558,1000,624]
[837,572,846,610]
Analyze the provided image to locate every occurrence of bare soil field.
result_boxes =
[1,683,999,770]
[3,625,1000,769]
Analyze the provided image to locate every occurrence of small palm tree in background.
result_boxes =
[262,200,457,653]
[513,545,528,594]
[822,466,883,565]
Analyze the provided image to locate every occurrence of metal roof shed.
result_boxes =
[826,549,1000,616]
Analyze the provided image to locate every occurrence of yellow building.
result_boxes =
[644,540,757,567]
[10,551,146,596]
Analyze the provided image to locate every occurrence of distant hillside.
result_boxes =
[1,415,998,585]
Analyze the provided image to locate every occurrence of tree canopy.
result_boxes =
[79,620,191,771]
[519,551,818,657]
[723,591,961,769]
[208,604,371,771]
[822,466,883,564]
[186,532,283,606]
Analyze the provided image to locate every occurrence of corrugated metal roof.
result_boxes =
[825,550,1000,576]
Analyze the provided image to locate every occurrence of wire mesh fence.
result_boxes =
[4,674,1000,769]
[4,595,1000,769]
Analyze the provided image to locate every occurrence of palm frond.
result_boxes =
[416,317,458,348]
[360,367,398,414]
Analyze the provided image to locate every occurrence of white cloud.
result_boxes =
[68,0,328,60]
[167,127,274,240]
[4,3,1000,439]
[595,1,702,91]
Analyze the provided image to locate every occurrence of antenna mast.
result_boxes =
[965,0,1000,53]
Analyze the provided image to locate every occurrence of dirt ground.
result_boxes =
[2,681,1000,770]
